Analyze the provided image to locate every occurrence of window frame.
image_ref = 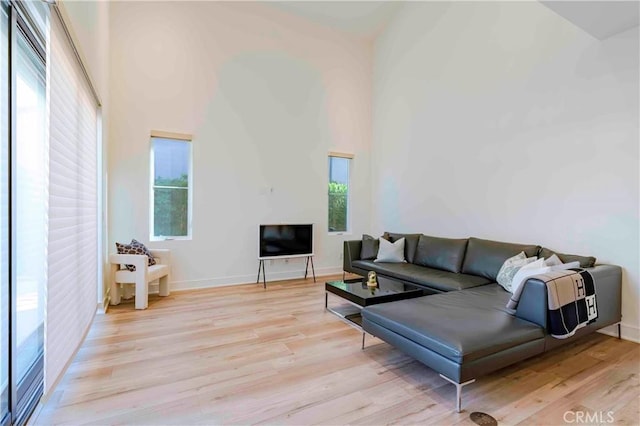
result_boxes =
[149,133,193,241]
[327,152,353,235]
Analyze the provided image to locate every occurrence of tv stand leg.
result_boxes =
[304,256,316,282]
[257,260,266,289]
[310,256,316,282]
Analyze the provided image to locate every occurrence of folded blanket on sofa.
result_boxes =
[507,268,598,339]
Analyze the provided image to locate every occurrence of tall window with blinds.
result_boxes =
[46,10,99,395]
[150,136,192,240]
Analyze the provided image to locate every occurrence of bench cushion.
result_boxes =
[352,260,490,292]
[362,284,544,363]
[115,264,169,283]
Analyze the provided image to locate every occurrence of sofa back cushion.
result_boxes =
[385,232,421,264]
[413,235,468,273]
[462,237,540,281]
[538,247,596,268]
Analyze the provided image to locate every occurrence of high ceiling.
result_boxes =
[541,0,639,40]
[266,1,639,41]
[267,1,404,40]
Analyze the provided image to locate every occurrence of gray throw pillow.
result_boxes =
[539,247,596,268]
[360,234,379,260]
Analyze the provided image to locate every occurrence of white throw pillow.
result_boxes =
[374,237,406,263]
[496,252,532,291]
[510,258,551,294]
[544,254,563,267]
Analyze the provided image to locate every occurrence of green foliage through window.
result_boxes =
[155,174,188,187]
[154,175,188,237]
[328,181,348,232]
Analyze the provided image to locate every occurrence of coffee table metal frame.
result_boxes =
[324,291,366,331]
[325,276,429,334]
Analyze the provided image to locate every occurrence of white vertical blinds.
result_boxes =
[45,11,98,393]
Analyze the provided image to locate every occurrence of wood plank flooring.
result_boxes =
[31,275,639,425]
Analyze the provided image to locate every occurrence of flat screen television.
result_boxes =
[259,224,313,259]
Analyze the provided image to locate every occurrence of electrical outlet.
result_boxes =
[285,258,289,263]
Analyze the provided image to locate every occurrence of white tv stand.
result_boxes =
[256,254,316,289]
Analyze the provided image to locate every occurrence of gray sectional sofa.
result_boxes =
[343,235,622,412]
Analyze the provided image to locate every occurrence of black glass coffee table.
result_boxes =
[325,276,430,330]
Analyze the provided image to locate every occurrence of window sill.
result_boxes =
[328,232,352,237]
[150,236,191,242]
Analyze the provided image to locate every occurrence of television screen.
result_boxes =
[259,224,313,258]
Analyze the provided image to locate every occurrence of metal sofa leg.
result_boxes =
[361,332,365,350]
[618,323,622,339]
[439,374,475,413]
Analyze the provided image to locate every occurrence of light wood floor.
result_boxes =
[32,275,639,425]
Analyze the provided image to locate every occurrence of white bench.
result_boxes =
[109,249,171,310]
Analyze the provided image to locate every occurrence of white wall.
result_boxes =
[108,2,372,289]
[59,0,109,98]
[373,2,639,340]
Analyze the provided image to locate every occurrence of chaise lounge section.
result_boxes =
[343,235,622,412]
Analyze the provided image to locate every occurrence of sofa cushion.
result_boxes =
[360,234,379,260]
[413,235,468,273]
[462,237,540,281]
[362,284,545,363]
[386,233,421,264]
[352,260,491,292]
[538,247,596,268]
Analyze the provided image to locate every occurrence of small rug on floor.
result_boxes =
[470,412,498,426]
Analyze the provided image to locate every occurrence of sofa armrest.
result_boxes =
[515,264,622,329]
[109,254,149,273]
[514,278,548,328]
[149,249,171,266]
[343,240,362,273]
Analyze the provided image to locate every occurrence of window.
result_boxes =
[0,3,8,423]
[328,153,352,233]
[150,134,192,240]
[3,1,49,423]
[15,22,47,415]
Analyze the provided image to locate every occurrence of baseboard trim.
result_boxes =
[99,292,110,314]
[148,266,344,293]
[598,322,640,343]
